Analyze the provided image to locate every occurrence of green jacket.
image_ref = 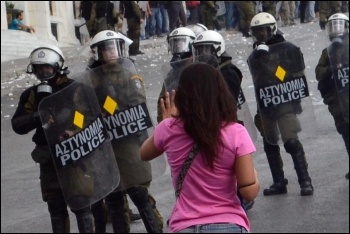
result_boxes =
[319,1,341,23]
[315,48,336,101]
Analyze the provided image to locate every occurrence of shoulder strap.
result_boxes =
[218,60,231,70]
[175,144,199,198]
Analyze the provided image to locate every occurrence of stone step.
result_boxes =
[1,29,74,63]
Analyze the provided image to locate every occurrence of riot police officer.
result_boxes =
[88,30,163,233]
[192,30,243,106]
[248,12,314,196]
[11,45,94,233]
[156,27,197,124]
[185,23,208,37]
[315,13,349,179]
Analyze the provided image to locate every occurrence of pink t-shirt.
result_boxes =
[154,118,256,233]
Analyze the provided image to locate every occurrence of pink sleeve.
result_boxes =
[234,124,256,157]
[153,121,166,152]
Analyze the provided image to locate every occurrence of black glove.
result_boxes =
[32,112,42,126]
[320,21,326,30]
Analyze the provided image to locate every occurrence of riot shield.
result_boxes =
[237,89,258,142]
[38,74,120,210]
[327,36,349,123]
[88,58,166,190]
[247,41,318,145]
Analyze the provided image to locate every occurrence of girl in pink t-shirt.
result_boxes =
[141,63,260,233]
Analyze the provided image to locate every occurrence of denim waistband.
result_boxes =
[177,223,248,233]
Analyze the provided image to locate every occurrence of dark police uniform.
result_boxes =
[249,34,314,196]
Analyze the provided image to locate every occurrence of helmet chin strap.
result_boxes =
[61,67,70,75]
[215,46,221,56]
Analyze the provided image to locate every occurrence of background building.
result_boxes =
[1,1,88,62]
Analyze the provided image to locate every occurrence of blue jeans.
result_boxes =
[160,6,170,34]
[305,1,315,21]
[225,2,234,29]
[150,7,163,36]
[176,223,248,233]
[225,2,240,29]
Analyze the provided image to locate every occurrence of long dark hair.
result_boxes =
[174,63,238,169]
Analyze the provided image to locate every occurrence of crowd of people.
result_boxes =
[10,1,349,233]
[77,1,348,48]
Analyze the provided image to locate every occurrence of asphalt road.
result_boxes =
[1,19,349,233]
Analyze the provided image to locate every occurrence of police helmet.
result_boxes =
[90,30,127,62]
[185,23,208,36]
[250,12,277,43]
[27,45,67,81]
[192,30,226,58]
[168,27,196,55]
[326,13,349,41]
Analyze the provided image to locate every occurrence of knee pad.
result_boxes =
[263,140,280,155]
[284,138,302,154]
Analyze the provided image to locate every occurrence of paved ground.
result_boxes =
[1,21,349,233]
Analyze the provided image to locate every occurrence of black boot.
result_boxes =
[48,199,70,233]
[127,186,162,233]
[263,140,288,196]
[50,215,70,233]
[91,200,107,233]
[74,207,94,233]
[129,208,142,221]
[285,138,314,196]
[106,190,130,233]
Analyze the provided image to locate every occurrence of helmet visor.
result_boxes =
[193,44,216,57]
[169,36,191,54]
[28,63,58,80]
[97,40,125,62]
[326,19,349,39]
[250,26,273,43]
